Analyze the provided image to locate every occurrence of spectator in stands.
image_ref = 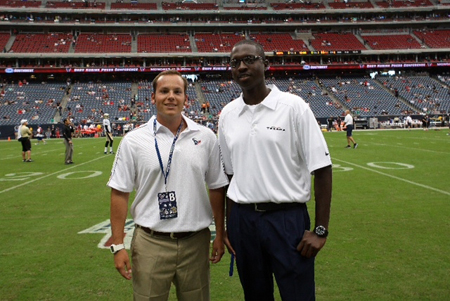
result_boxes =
[62,118,74,165]
[343,110,358,148]
[107,70,228,300]
[219,40,332,301]
[19,119,33,162]
[103,113,114,154]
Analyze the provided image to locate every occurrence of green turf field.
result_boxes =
[0,129,449,300]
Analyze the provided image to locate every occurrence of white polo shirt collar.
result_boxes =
[236,84,277,115]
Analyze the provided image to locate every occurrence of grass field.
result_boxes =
[0,129,449,300]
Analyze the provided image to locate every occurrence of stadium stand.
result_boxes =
[0,0,450,136]
[10,33,73,53]
[74,33,131,53]
[195,33,245,53]
[310,33,365,51]
[249,33,308,53]
[0,82,65,126]
[137,33,191,53]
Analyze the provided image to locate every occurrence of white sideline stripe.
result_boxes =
[0,156,108,194]
[333,158,450,196]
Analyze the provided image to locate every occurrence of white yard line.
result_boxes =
[333,158,450,196]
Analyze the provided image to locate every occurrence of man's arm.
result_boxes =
[297,165,332,258]
[110,188,132,280]
[209,187,226,263]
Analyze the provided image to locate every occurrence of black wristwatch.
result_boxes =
[314,225,329,238]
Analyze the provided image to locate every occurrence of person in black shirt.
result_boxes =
[63,118,74,164]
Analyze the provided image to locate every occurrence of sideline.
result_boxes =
[333,158,450,196]
[0,155,109,195]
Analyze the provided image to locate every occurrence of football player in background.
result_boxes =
[103,113,114,154]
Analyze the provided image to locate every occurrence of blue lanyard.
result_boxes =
[153,118,182,187]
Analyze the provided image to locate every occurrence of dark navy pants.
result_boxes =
[228,203,315,301]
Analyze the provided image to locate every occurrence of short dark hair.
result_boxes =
[231,40,265,59]
[152,70,188,94]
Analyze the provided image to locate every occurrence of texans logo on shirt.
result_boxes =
[192,138,201,145]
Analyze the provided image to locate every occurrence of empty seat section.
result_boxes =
[413,30,450,48]
[249,33,307,52]
[138,34,191,53]
[75,33,131,53]
[111,2,157,10]
[195,33,244,53]
[46,1,105,9]
[10,33,72,53]
[362,34,422,50]
[311,33,365,51]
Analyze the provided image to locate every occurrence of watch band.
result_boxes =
[110,243,125,254]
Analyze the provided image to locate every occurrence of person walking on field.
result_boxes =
[63,118,74,164]
[219,40,332,301]
[108,70,228,301]
[343,110,358,149]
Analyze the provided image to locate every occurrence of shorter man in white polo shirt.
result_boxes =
[343,109,358,149]
[108,70,228,300]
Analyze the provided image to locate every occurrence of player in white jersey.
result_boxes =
[103,113,114,154]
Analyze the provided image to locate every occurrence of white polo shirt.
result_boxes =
[107,115,228,232]
[344,113,353,126]
[218,84,331,204]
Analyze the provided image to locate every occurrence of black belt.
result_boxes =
[239,202,306,212]
[138,225,197,240]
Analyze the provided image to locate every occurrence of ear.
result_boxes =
[151,93,155,105]
[264,59,270,71]
[185,94,189,106]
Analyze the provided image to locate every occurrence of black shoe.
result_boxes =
[345,145,351,148]
[354,143,358,149]
[26,159,33,162]
[110,151,114,154]
[104,152,107,154]
[65,161,73,165]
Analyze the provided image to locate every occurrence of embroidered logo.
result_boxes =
[192,138,202,145]
[267,126,286,131]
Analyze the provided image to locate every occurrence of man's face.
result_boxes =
[230,44,267,90]
[151,74,187,119]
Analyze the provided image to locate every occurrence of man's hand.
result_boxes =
[210,238,225,263]
[114,249,132,280]
[224,230,236,257]
[296,230,327,258]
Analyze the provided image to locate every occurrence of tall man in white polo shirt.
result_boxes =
[219,40,332,301]
[108,70,228,300]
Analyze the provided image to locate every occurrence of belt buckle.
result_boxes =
[254,204,266,212]
[170,232,177,239]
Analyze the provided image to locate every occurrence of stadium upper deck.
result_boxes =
[0,0,449,71]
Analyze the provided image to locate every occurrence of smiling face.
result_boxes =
[230,43,268,93]
[151,74,188,123]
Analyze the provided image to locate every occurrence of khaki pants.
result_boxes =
[64,139,73,163]
[132,227,211,301]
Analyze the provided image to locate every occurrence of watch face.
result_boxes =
[315,226,328,237]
